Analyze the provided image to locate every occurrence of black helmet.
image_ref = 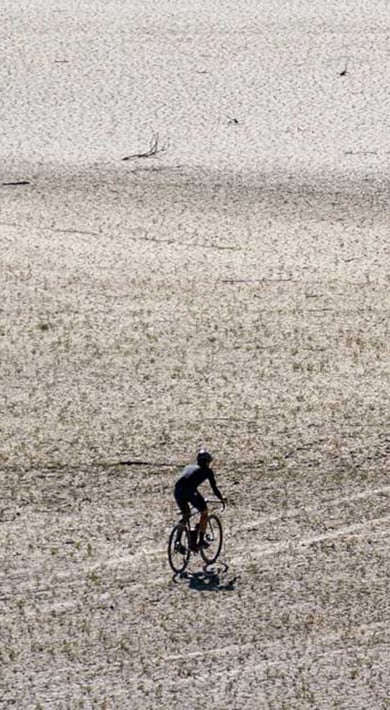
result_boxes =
[197,449,213,466]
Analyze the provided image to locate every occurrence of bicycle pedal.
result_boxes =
[175,543,187,555]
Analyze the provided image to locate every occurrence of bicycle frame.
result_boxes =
[168,499,224,573]
[178,498,224,522]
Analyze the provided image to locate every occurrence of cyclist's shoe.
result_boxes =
[198,539,210,549]
[175,542,187,555]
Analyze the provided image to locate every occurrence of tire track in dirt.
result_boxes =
[5,488,387,599]
[2,484,388,603]
[0,548,168,602]
[230,514,390,565]
[6,512,387,604]
[164,619,389,663]
[66,619,388,701]
[237,483,390,533]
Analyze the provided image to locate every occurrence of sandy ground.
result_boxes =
[1,2,390,708]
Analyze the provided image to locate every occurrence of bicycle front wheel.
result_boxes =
[168,523,190,574]
[200,514,223,564]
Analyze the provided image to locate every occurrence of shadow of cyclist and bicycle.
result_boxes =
[172,561,239,592]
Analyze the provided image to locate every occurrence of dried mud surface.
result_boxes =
[1,166,390,708]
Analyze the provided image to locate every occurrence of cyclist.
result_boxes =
[174,448,225,550]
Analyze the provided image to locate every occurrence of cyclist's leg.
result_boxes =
[174,483,190,526]
[180,502,190,527]
[199,508,208,534]
[188,491,208,546]
[172,485,191,554]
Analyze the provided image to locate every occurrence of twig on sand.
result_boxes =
[119,460,178,467]
[2,180,30,186]
[344,150,378,156]
[221,277,293,284]
[339,57,349,76]
[121,132,168,161]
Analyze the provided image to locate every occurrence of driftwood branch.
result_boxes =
[122,132,168,161]
[119,460,178,467]
[2,180,30,186]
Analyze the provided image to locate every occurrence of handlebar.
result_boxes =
[205,498,226,511]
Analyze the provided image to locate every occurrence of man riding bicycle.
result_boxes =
[174,448,225,551]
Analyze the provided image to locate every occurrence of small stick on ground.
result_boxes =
[119,460,179,467]
[122,132,168,161]
[2,180,30,186]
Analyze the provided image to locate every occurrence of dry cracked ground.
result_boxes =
[1,164,389,709]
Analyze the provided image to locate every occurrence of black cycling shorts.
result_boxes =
[174,481,207,514]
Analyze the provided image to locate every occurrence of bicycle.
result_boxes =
[168,500,224,574]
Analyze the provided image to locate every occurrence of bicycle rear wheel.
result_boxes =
[200,514,223,564]
[168,523,190,574]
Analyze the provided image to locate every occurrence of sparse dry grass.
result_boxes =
[1,166,389,708]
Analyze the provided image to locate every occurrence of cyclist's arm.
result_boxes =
[208,470,224,501]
